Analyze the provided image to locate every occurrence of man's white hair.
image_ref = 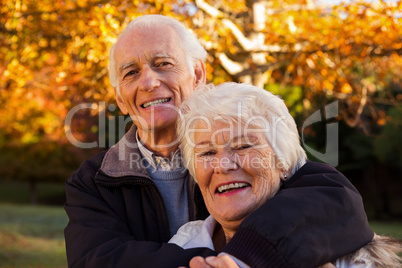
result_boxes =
[177,82,307,181]
[108,15,207,96]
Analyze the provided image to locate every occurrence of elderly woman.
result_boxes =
[170,82,402,268]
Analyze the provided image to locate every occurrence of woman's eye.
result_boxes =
[199,151,215,157]
[235,144,252,150]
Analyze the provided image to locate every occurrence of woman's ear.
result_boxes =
[281,171,289,181]
[193,60,206,87]
[114,87,128,115]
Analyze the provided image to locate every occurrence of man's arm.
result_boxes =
[222,161,374,268]
[64,153,215,268]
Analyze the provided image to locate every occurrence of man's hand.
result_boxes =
[188,255,239,268]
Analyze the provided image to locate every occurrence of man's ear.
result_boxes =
[114,87,128,115]
[194,60,206,87]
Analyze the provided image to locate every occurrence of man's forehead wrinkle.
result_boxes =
[118,54,140,75]
[153,52,174,59]
[119,51,175,70]
[144,51,172,62]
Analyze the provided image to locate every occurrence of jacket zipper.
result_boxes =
[96,175,172,239]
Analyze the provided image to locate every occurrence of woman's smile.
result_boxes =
[194,119,282,229]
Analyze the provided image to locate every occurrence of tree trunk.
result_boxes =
[196,0,270,88]
[375,164,391,219]
[29,178,37,204]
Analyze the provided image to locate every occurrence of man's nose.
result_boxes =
[138,66,160,92]
[213,152,238,174]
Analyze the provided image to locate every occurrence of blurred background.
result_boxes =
[0,0,401,267]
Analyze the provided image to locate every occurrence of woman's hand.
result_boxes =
[318,263,336,268]
[188,255,239,268]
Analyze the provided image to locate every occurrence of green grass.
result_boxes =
[0,180,400,267]
[0,203,68,268]
[370,221,402,240]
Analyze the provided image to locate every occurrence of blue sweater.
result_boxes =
[145,163,189,236]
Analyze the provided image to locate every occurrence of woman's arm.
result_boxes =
[222,162,374,268]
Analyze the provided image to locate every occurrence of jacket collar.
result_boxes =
[97,125,209,220]
[99,125,150,179]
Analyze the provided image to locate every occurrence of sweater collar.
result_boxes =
[136,131,184,171]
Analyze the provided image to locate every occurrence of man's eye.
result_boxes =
[157,62,172,67]
[124,70,138,78]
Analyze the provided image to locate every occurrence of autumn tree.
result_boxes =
[0,0,401,208]
[190,0,402,131]
[2,0,400,144]
[0,0,197,202]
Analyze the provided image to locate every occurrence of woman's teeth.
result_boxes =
[217,182,249,193]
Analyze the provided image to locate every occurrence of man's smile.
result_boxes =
[141,98,172,108]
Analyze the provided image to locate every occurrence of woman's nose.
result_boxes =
[138,66,160,92]
[213,152,238,174]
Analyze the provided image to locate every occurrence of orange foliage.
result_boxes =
[191,0,402,129]
[0,0,401,145]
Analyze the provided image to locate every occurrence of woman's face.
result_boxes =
[193,119,283,231]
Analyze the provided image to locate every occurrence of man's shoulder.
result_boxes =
[82,150,108,170]
[88,150,109,166]
[68,150,108,180]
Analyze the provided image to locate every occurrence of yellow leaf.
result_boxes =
[323,80,334,91]
[341,83,353,94]
[377,118,386,126]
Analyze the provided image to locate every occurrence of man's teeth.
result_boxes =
[217,183,249,194]
[142,98,170,108]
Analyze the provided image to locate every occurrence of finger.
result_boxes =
[204,256,217,266]
[318,263,336,268]
[189,256,212,268]
[205,255,238,268]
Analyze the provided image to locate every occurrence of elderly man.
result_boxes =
[64,15,373,268]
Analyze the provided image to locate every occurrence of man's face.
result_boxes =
[113,24,205,134]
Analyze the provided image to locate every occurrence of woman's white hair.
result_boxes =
[108,15,207,96]
[177,82,307,181]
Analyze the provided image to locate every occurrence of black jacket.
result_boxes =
[224,160,374,267]
[64,127,373,267]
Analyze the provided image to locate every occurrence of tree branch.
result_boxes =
[196,0,260,51]
[343,81,369,128]
[265,2,337,15]
[217,52,246,75]
[195,0,223,18]
[221,19,256,51]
